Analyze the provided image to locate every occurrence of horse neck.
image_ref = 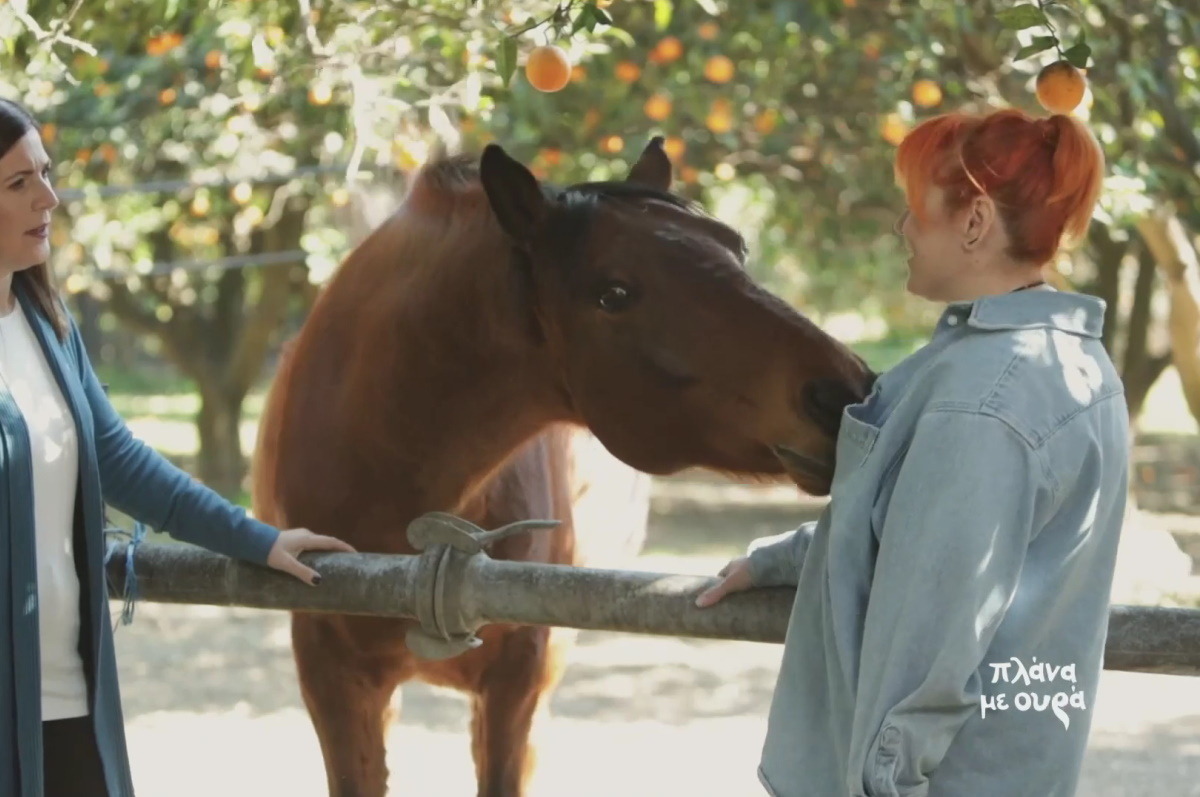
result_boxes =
[324,229,570,514]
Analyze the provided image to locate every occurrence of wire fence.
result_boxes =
[52,163,353,202]
[59,161,399,281]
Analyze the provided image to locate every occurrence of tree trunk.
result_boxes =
[1120,243,1174,422]
[1124,352,1174,423]
[196,383,247,498]
[1136,207,1200,423]
[1087,221,1127,358]
[103,191,311,500]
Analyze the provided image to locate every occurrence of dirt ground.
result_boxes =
[111,482,1200,796]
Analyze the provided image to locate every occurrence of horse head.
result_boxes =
[477,136,875,495]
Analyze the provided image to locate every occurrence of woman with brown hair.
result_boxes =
[0,97,355,797]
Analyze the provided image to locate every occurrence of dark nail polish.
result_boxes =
[312,574,322,585]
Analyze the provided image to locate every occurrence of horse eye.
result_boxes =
[597,282,635,313]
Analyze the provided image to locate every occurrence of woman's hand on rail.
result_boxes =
[267,528,357,586]
[694,556,754,608]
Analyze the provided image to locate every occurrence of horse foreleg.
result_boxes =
[292,613,415,797]
[469,625,574,797]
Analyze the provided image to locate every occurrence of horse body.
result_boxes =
[253,168,637,796]
[252,138,873,796]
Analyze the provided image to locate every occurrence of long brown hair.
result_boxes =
[0,97,68,340]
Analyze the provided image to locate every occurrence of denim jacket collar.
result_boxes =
[937,287,1106,339]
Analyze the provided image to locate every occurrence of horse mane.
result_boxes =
[315,149,725,345]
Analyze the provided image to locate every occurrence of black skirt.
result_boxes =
[42,714,109,796]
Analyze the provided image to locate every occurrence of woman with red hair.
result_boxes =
[698,108,1127,797]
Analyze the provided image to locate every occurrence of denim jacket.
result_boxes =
[747,287,1129,797]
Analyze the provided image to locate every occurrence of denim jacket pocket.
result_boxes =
[832,403,881,492]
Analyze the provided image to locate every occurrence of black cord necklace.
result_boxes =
[1011,279,1046,292]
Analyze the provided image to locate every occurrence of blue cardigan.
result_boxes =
[0,280,280,797]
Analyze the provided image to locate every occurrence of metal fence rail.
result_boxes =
[103,513,1200,676]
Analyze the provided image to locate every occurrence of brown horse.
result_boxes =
[250,137,874,796]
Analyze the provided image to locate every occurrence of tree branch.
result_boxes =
[1123,241,1158,378]
[105,281,199,371]
[1088,221,1127,356]
[1136,206,1200,421]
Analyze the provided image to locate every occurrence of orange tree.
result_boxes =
[475,0,1199,425]
[1,0,623,497]
[2,0,1196,506]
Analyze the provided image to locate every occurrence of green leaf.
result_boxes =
[1015,35,1058,60]
[498,37,517,87]
[654,0,673,31]
[995,4,1050,30]
[598,26,636,47]
[570,6,595,34]
[1063,41,1092,68]
[571,3,611,34]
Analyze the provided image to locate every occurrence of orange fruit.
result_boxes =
[704,55,734,84]
[600,135,624,154]
[643,94,672,121]
[753,109,778,135]
[525,45,571,93]
[706,110,732,134]
[698,22,719,41]
[146,32,183,57]
[1035,60,1087,114]
[881,114,908,146]
[663,137,686,160]
[615,60,641,83]
[650,36,683,64]
[911,79,942,108]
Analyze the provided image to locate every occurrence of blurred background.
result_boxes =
[2,0,1198,794]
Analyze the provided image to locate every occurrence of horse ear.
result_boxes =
[480,143,547,244]
[626,135,673,192]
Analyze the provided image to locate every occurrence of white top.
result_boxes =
[0,300,88,720]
